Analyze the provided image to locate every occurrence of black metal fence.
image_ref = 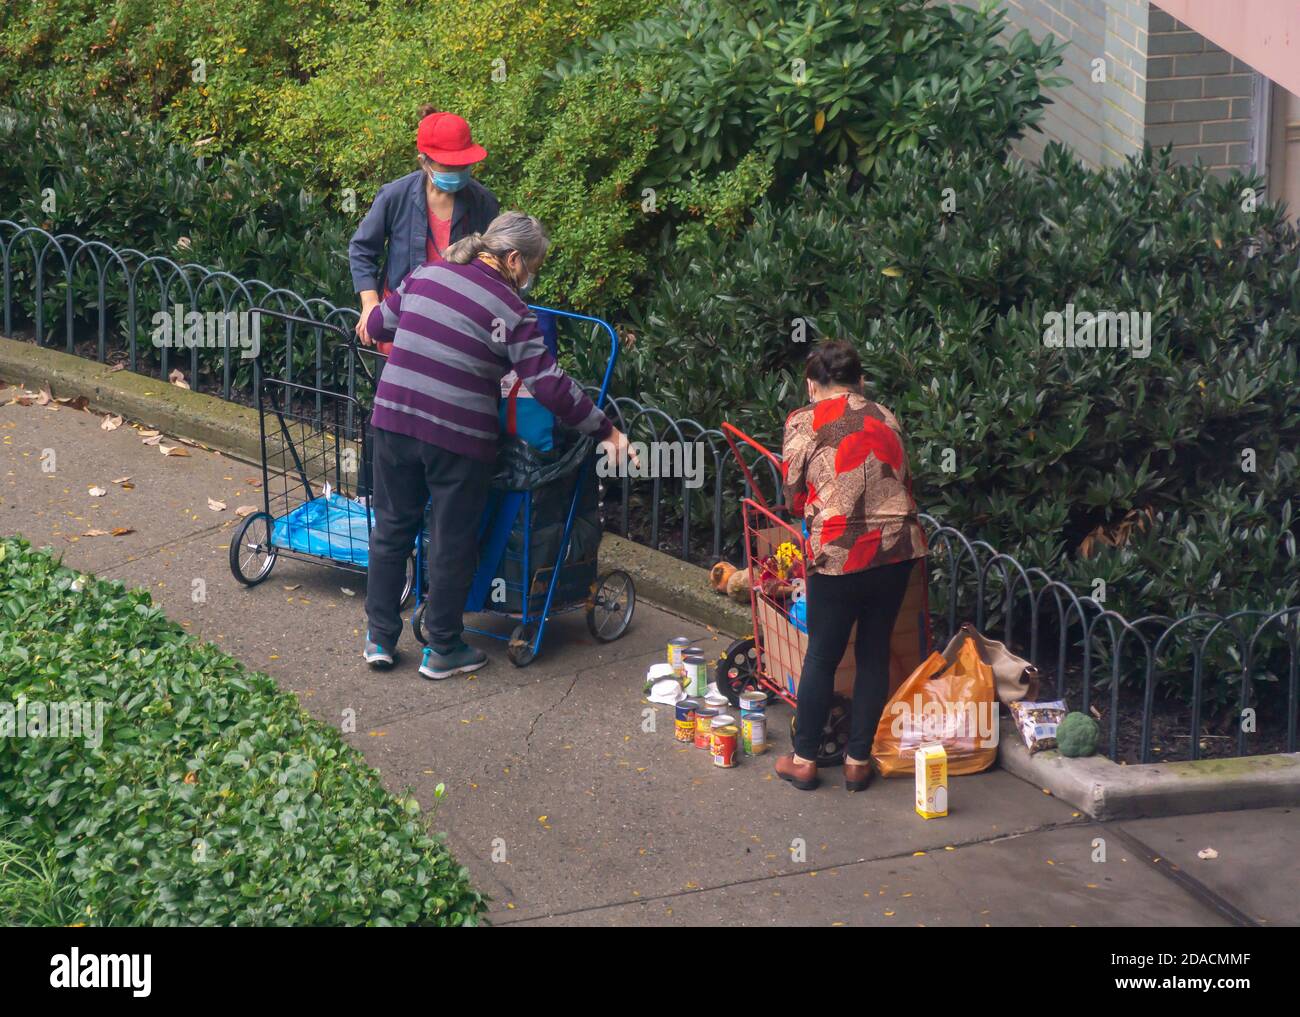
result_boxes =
[3,223,1297,763]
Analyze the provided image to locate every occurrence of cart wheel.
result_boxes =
[714,638,775,708]
[411,600,427,646]
[399,553,416,609]
[789,693,851,768]
[508,623,538,667]
[586,570,635,642]
[230,512,277,586]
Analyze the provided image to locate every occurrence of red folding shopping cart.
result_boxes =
[714,422,931,764]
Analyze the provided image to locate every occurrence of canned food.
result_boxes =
[682,654,709,698]
[713,713,736,731]
[739,691,767,714]
[711,724,739,767]
[694,708,718,750]
[742,712,767,755]
[668,637,691,672]
[674,699,698,743]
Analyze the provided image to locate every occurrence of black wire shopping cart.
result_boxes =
[228,312,416,602]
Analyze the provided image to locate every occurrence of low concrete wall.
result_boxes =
[0,335,263,460]
[996,716,1300,820]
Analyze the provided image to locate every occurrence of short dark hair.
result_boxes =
[804,339,862,387]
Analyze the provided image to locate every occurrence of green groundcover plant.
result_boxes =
[0,538,485,926]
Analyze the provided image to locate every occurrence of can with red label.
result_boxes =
[711,724,739,768]
[694,708,718,750]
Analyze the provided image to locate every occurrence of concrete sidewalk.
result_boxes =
[2,383,1294,926]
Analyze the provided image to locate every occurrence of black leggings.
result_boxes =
[792,559,916,762]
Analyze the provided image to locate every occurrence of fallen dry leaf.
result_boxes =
[107,362,127,373]
[100,414,123,431]
[112,476,131,485]
[82,529,110,537]
[169,369,190,389]
[340,587,356,597]
[142,434,164,446]
[110,527,134,537]
[88,486,107,498]
[138,428,161,438]
[161,445,190,457]
[282,584,300,591]
[1197,847,1218,860]
[35,387,52,406]
[235,505,257,518]
[208,498,226,512]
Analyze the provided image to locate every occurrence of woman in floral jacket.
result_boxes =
[774,340,927,793]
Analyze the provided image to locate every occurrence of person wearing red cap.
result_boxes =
[349,108,499,352]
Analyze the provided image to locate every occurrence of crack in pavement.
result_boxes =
[492,818,1099,925]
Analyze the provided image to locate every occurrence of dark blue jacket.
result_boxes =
[348,170,500,294]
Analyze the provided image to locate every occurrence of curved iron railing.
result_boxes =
[3,224,1296,763]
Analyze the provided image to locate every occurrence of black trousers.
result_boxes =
[365,427,493,652]
[792,559,916,762]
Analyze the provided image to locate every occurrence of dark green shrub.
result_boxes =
[623,147,1300,636]
[0,538,485,926]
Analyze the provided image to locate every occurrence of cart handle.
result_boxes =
[721,421,785,517]
[526,304,620,409]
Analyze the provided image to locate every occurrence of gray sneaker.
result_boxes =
[363,631,396,669]
[419,641,488,680]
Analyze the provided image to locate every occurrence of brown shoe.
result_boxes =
[774,753,819,790]
[844,759,873,792]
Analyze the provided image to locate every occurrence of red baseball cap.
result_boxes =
[416,112,487,166]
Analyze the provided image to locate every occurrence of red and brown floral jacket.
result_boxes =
[781,392,927,576]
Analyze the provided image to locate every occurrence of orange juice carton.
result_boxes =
[915,742,948,819]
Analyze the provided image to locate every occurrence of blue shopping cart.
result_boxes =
[408,306,635,666]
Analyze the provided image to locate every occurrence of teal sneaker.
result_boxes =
[419,641,488,680]
[363,631,396,669]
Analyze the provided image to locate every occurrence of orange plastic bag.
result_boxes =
[871,632,999,777]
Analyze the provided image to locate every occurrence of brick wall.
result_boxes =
[1145,5,1256,177]
[995,0,1149,169]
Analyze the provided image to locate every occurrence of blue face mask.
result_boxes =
[430,168,470,193]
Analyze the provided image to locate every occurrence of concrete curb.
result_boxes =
[996,716,1300,820]
[0,335,263,461]
[597,533,751,639]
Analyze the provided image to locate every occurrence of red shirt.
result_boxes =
[426,207,451,263]
[377,205,452,354]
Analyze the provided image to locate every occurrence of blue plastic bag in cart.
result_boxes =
[272,491,375,567]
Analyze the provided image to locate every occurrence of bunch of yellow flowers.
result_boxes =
[773,541,803,579]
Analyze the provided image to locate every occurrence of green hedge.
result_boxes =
[0,538,484,926]
[624,147,1300,635]
[1,0,1063,312]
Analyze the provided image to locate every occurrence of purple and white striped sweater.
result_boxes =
[365,258,613,462]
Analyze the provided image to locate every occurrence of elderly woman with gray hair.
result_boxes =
[360,212,636,680]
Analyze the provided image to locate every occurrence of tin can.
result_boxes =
[739,691,767,714]
[674,699,698,743]
[741,711,767,755]
[694,708,718,750]
[682,654,709,698]
[711,725,739,768]
[668,637,691,673]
